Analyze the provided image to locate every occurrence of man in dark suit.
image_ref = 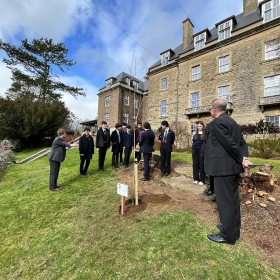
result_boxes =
[96,121,110,172]
[49,128,78,191]
[204,99,251,244]
[138,122,155,181]
[122,124,133,168]
[158,120,175,177]
[119,122,127,165]
[79,127,94,177]
[110,123,123,168]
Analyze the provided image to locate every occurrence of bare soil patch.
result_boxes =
[118,160,280,269]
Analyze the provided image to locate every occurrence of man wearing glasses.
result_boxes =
[204,99,251,244]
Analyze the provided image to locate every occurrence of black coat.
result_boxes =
[110,129,123,153]
[79,134,94,159]
[139,129,155,153]
[96,127,110,149]
[158,128,175,152]
[123,131,134,148]
[204,113,248,176]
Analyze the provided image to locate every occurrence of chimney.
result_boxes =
[243,0,258,16]
[182,18,194,50]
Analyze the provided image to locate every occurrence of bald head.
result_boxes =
[210,99,227,118]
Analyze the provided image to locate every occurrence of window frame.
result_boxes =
[123,113,128,123]
[161,51,170,66]
[265,115,280,128]
[265,40,280,60]
[262,0,280,23]
[105,96,110,107]
[104,113,110,123]
[190,122,197,134]
[192,65,201,80]
[194,32,206,51]
[191,92,200,108]
[264,74,280,96]
[218,20,232,41]
[219,55,230,73]
[124,94,129,106]
[161,78,168,91]
[218,85,231,102]
[133,99,138,109]
[161,100,167,117]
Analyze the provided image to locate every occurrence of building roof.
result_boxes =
[99,71,149,92]
[149,7,263,69]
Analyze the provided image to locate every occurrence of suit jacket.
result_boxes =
[123,131,133,149]
[110,129,123,153]
[139,129,155,153]
[79,134,94,159]
[48,136,71,162]
[159,128,175,152]
[96,127,110,148]
[204,113,248,176]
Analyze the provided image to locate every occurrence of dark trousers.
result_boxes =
[119,146,124,163]
[135,149,141,162]
[124,147,132,166]
[160,145,171,175]
[98,147,107,170]
[49,159,61,188]
[192,148,205,183]
[214,175,240,243]
[209,175,214,192]
[112,152,119,167]
[80,157,91,175]
[143,153,151,179]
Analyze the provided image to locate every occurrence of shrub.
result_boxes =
[248,137,280,159]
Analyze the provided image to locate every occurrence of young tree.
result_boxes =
[0,38,85,101]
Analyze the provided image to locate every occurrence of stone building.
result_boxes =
[147,0,280,134]
[97,72,148,129]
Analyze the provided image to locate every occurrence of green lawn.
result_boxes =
[0,149,279,279]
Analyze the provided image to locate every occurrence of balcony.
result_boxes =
[259,95,280,111]
[186,102,233,118]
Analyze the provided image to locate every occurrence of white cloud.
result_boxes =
[0,61,12,96]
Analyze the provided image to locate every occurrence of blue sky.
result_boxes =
[0,0,258,121]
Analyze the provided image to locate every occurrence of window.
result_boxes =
[133,99,138,109]
[123,113,128,123]
[265,116,280,127]
[194,33,206,51]
[161,52,170,66]
[218,20,232,41]
[125,77,130,85]
[106,78,112,89]
[162,78,168,90]
[132,81,139,91]
[191,92,200,108]
[263,0,280,23]
[161,100,167,117]
[265,40,280,60]
[218,86,230,102]
[219,55,230,73]
[105,96,110,107]
[264,75,280,96]
[190,122,197,134]
[104,113,110,123]
[192,65,200,80]
[124,94,129,105]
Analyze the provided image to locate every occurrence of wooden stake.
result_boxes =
[134,161,138,205]
[121,196,125,215]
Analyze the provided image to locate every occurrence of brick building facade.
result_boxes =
[147,0,280,134]
[97,72,148,129]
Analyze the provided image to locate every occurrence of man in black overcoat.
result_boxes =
[79,127,94,176]
[110,123,123,168]
[96,121,110,172]
[204,99,251,244]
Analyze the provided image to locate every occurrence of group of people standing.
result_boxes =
[49,99,251,245]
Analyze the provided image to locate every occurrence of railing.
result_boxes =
[185,105,210,115]
[259,95,280,105]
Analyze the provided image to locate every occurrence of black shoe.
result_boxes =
[84,172,90,176]
[211,196,216,202]
[165,173,169,177]
[124,165,129,168]
[204,189,215,196]
[139,178,149,181]
[207,234,235,245]
[161,172,165,177]
[120,162,124,165]
[216,225,240,240]
[49,186,63,191]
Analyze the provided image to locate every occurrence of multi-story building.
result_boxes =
[147,0,280,134]
[97,72,148,128]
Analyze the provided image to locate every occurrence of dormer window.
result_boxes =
[262,0,280,23]
[132,80,139,90]
[194,32,206,51]
[161,51,170,66]
[106,78,113,89]
[125,77,130,85]
[218,20,232,41]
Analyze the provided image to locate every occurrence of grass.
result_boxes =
[0,148,279,279]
